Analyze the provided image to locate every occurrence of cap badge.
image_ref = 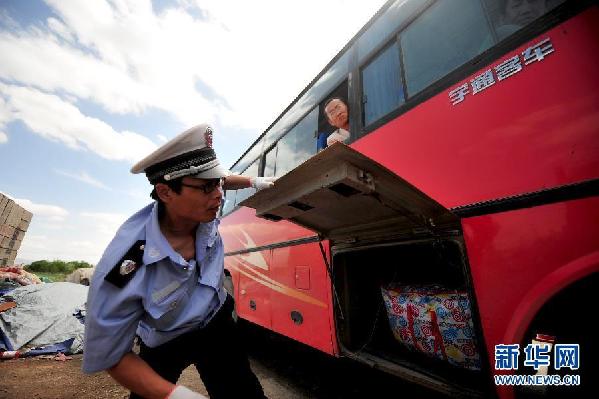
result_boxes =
[205,127,213,148]
[120,259,137,275]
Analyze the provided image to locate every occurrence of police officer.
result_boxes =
[83,124,274,399]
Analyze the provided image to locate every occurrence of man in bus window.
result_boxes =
[82,124,272,399]
[496,0,548,40]
[503,0,546,26]
[320,97,350,150]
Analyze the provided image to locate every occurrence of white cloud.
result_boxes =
[0,96,10,125]
[0,131,7,143]
[0,9,19,31]
[18,234,103,264]
[0,83,157,162]
[156,134,168,143]
[1,196,142,265]
[0,0,388,263]
[46,17,75,43]
[80,211,128,237]
[0,0,386,138]
[15,208,128,264]
[55,169,110,190]
[11,196,69,222]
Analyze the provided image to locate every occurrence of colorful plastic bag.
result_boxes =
[381,285,481,370]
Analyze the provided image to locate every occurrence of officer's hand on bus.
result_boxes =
[251,176,277,191]
[167,385,207,399]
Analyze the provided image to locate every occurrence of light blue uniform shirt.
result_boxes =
[82,202,227,374]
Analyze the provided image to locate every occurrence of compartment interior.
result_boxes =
[332,238,489,393]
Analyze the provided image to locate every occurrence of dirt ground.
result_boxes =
[0,323,445,399]
[0,354,305,399]
[0,355,130,399]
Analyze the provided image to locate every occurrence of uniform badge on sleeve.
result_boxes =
[120,259,137,275]
[105,240,146,288]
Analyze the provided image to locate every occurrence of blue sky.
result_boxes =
[0,0,385,264]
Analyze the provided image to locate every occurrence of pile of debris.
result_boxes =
[0,266,42,296]
[65,267,95,286]
[1,193,33,267]
[0,282,87,359]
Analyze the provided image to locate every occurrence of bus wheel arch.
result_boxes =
[512,257,598,397]
[503,251,599,347]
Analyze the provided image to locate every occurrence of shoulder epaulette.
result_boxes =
[104,240,146,288]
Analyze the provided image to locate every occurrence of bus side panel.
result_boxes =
[353,8,599,209]
[221,208,337,354]
[220,207,315,253]
[462,195,599,395]
[227,249,273,329]
[270,242,337,355]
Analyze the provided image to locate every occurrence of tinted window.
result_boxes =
[234,159,260,206]
[221,190,236,216]
[483,0,566,42]
[263,52,350,150]
[264,146,277,177]
[275,132,295,178]
[272,108,318,177]
[401,0,493,96]
[357,0,428,63]
[231,138,263,175]
[295,108,319,165]
[362,43,405,126]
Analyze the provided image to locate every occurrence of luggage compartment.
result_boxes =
[240,144,492,396]
[332,238,489,395]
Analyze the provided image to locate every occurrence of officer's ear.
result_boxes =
[155,183,175,203]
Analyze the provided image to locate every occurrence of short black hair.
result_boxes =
[150,177,183,203]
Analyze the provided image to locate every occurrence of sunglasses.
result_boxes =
[181,178,223,194]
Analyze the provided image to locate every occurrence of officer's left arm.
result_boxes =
[222,175,251,189]
[223,175,276,191]
[107,352,176,399]
[82,268,145,374]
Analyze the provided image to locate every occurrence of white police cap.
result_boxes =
[130,124,230,184]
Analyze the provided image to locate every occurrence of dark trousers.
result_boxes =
[130,295,266,399]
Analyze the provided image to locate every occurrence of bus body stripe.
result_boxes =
[227,256,328,308]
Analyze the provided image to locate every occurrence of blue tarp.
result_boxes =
[0,283,87,356]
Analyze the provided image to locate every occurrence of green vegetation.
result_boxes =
[24,260,93,282]
[25,260,93,274]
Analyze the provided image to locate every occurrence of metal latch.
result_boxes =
[357,169,373,185]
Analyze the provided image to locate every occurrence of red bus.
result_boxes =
[220,1,598,397]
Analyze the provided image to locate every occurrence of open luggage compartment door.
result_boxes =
[240,143,458,242]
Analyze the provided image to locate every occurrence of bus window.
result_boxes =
[221,190,237,216]
[264,145,277,177]
[484,0,567,41]
[275,134,293,177]
[401,0,494,97]
[361,42,405,127]
[273,107,318,177]
[295,108,318,166]
[263,52,350,151]
[231,138,264,175]
[234,158,260,206]
[356,0,426,63]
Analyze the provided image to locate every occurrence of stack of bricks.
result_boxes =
[0,193,33,267]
